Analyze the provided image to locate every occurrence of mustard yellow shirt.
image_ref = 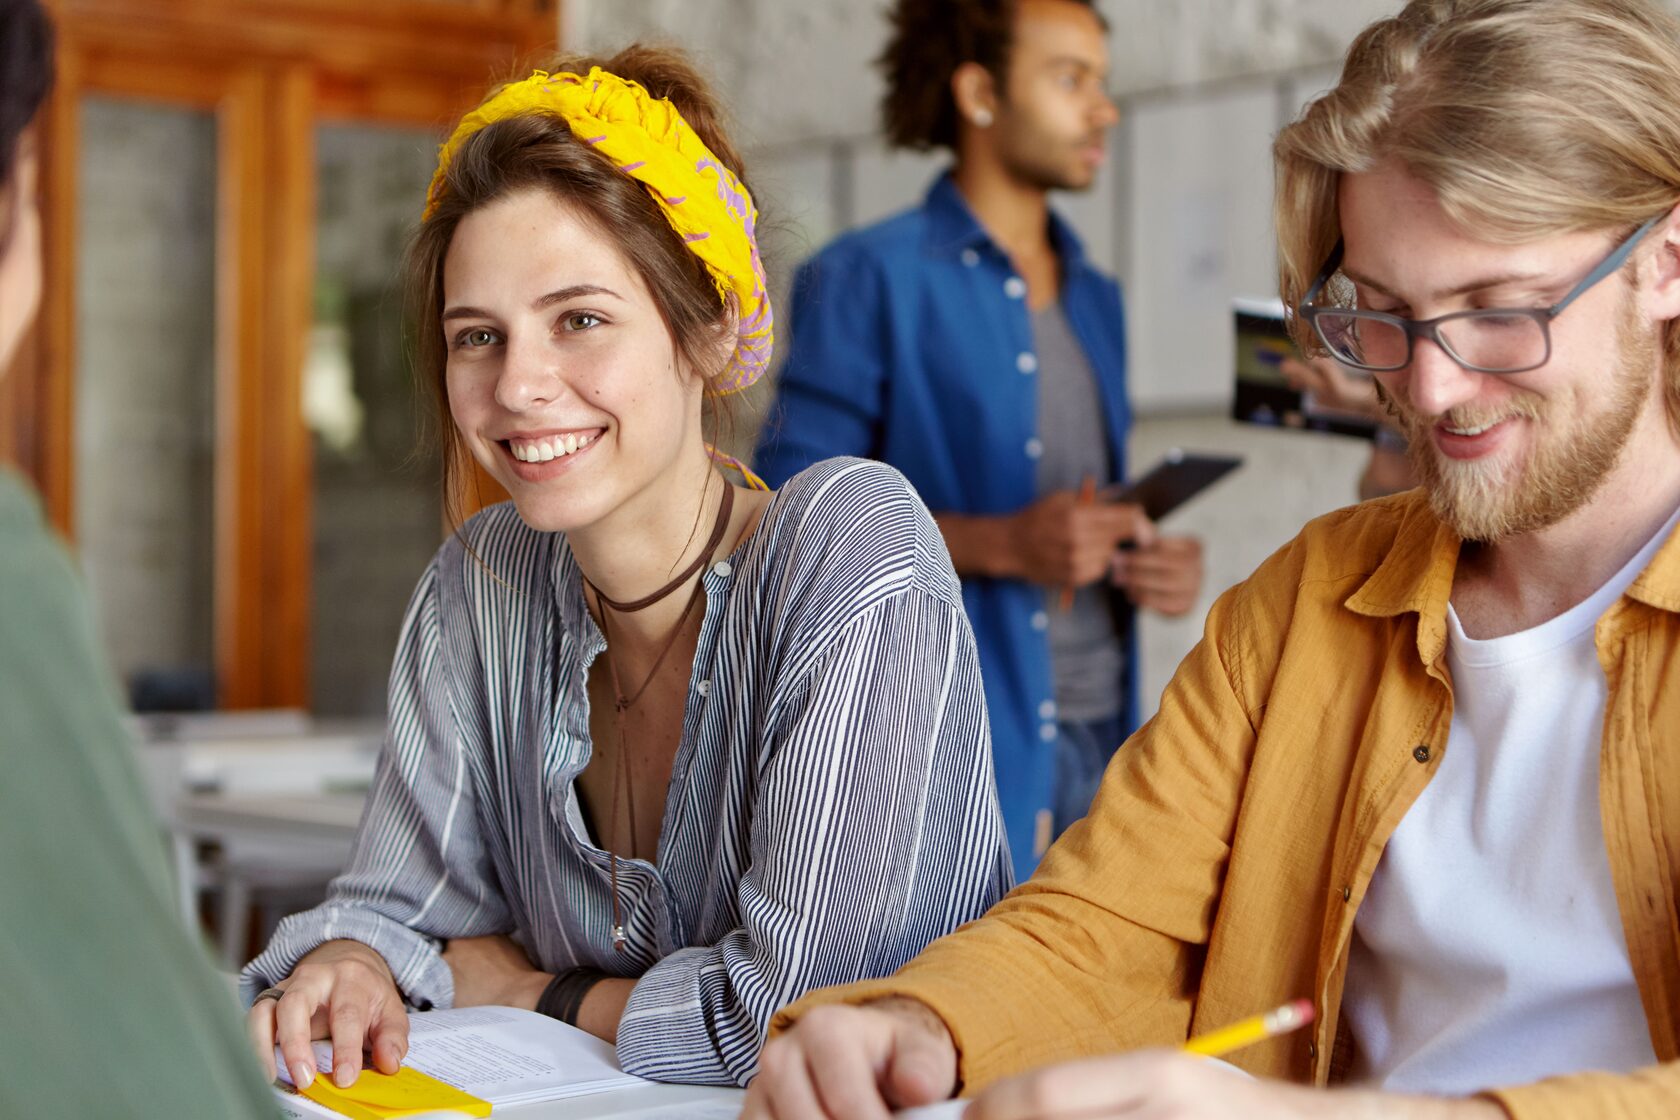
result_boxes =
[774,490,1680,1119]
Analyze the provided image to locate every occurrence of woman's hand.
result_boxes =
[442,933,552,1010]
[245,939,408,1091]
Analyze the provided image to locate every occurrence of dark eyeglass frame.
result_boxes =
[1296,213,1666,374]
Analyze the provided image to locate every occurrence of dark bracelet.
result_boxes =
[536,967,608,1026]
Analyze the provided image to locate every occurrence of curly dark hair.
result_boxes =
[878,0,1098,152]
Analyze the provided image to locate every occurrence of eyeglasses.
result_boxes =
[1297,214,1665,375]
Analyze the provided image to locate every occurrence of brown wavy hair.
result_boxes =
[405,45,751,526]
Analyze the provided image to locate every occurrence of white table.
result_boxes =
[458,1082,742,1118]
[275,1080,745,1119]
[141,729,383,804]
[174,791,367,843]
[549,1082,743,1117]
[169,787,372,965]
[140,727,380,930]
[168,791,368,926]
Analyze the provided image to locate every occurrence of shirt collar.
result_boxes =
[1342,491,1462,668]
[921,171,1090,270]
[1343,491,1680,667]
[1624,510,1680,613]
[551,537,607,653]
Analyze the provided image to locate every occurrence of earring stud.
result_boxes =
[972,108,994,128]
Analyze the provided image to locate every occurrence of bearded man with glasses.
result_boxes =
[744,1,1680,1117]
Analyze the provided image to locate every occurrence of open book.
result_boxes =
[273,1005,645,1117]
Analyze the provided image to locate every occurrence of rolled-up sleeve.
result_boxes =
[240,562,509,1009]
[614,588,1012,1085]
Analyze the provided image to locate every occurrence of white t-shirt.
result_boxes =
[1342,506,1680,1093]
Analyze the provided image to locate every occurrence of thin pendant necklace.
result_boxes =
[584,480,734,951]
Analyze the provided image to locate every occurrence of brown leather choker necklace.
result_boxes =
[584,480,734,951]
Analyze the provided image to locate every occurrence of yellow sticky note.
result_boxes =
[299,1065,492,1120]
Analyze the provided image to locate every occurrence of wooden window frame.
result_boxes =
[5,0,553,708]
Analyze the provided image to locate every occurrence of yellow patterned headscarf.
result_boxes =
[426,67,774,397]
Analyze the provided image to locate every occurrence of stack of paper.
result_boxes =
[273,1005,645,1117]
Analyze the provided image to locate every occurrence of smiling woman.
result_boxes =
[239,45,1012,1089]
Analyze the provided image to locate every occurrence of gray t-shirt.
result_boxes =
[1032,303,1125,722]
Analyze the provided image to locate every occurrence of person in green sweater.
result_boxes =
[0,2,276,1113]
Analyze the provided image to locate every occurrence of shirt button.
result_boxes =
[1016,351,1038,374]
[1039,723,1058,743]
[696,680,711,696]
[961,248,980,267]
[712,560,733,578]
[1342,885,1352,902]
[1308,1041,1318,1060]
[1025,438,1044,460]
[1413,744,1431,763]
[1004,276,1027,299]
[1030,610,1049,632]
[1039,699,1057,720]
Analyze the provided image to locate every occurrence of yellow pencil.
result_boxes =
[1183,999,1315,1058]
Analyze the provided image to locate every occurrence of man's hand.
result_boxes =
[442,934,551,1010]
[966,1050,1507,1119]
[935,493,1152,588]
[742,997,959,1120]
[1281,356,1385,422]
[1111,534,1204,616]
[1011,492,1154,589]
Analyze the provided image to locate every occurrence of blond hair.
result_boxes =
[1274,0,1680,430]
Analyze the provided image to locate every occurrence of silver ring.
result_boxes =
[254,986,286,1005]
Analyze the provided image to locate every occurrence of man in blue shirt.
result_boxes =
[755,0,1205,877]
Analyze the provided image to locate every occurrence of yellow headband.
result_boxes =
[426,67,774,396]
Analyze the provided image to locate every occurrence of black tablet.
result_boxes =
[1107,450,1243,522]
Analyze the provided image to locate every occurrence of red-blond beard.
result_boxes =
[1377,299,1654,542]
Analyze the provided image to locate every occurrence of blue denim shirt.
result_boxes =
[754,174,1137,878]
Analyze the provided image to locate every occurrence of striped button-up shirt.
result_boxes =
[242,458,1012,1085]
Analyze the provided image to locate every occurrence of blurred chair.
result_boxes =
[133,713,380,966]
[128,666,217,714]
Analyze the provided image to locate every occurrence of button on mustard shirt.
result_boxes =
[775,489,1680,1118]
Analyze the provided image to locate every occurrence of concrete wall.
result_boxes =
[563,0,1399,147]
[564,0,1393,713]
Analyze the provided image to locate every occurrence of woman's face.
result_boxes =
[0,131,42,374]
[441,187,714,534]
